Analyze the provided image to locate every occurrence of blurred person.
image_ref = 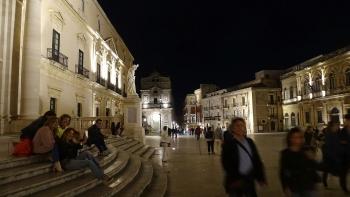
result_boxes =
[195,126,201,140]
[20,110,56,139]
[160,126,171,162]
[280,127,320,197]
[205,127,215,154]
[32,116,62,172]
[56,114,71,138]
[87,119,110,156]
[214,125,223,155]
[222,117,267,197]
[321,121,341,188]
[338,114,350,194]
[59,128,111,182]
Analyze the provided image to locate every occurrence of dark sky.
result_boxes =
[97,0,350,120]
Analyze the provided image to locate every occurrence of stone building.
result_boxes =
[141,71,173,135]
[0,0,137,135]
[281,47,350,129]
[202,70,283,133]
[184,94,197,129]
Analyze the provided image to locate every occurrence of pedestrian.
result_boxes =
[205,127,215,154]
[338,114,350,194]
[195,126,201,140]
[214,125,223,155]
[86,119,110,156]
[111,122,116,135]
[222,117,267,197]
[321,121,341,188]
[279,127,320,197]
[160,126,171,162]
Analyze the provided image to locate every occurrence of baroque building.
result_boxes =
[141,72,173,135]
[202,70,283,133]
[0,0,136,134]
[281,47,350,129]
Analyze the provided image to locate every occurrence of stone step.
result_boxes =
[117,140,140,151]
[118,160,154,197]
[0,146,118,197]
[78,155,142,197]
[141,163,168,197]
[110,138,134,148]
[134,146,150,157]
[0,154,47,170]
[142,147,155,160]
[30,151,130,197]
[125,143,144,154]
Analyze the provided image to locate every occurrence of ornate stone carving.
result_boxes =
[127,64,138,96]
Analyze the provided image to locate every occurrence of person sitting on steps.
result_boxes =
[86,119,110,156]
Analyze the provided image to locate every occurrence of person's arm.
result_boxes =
[279,150,290,193]
[249,139,267,184]
[40,127,55,152]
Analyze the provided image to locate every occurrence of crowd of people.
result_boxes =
[14,110,122,184]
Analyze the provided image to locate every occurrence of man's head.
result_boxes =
[95,119,102,129]
[43,110,56,118]
[229,117,246,137]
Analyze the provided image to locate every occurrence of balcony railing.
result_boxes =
[96,77,106,87]
[47,48,68,68]
[115,88,122,95]
[75,64,89,79]
[107,82,115,91]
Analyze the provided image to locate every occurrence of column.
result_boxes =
[20,0,41,119]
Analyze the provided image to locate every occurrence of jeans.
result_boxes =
[63,152,103,179]
[92,138,108,153]
[51,143,60,162]
[207,141,214,153]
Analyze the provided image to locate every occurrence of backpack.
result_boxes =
[205,131,213,139]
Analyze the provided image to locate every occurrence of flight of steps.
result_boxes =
[0,135,167,197]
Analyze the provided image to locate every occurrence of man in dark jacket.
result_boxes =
[221,117,267,197]
[87,119,110,156]
[20,110,56,139]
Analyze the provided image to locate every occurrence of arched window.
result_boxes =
[291,113,296,126]
[313,75,321,92]
[328,73,336,90]
[346,69,350,86]
[289,86,294,99]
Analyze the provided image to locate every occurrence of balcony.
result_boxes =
[115,87,122,95]
[47,48,68,68]
[107,82,115,91]
[96,77,106,87]
[75,64,89,79]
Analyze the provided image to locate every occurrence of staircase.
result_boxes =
[0,136,167,197]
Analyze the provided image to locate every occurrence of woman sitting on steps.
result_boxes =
[58,128,111,182]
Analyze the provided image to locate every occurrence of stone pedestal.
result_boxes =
[123,95,145,143]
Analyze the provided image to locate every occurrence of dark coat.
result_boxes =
[58,139,83,161]
[87,124,104,145]
[20,116,47,139]
[221,132,266,193]
[279,147,320,192]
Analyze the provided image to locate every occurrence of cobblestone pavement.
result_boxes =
[145,133,349,197]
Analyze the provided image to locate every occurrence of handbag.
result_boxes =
[13,138,33,157]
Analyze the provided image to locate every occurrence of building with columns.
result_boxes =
[0,0,136,134]
[202,70,283,133]
[141,72,173,135]
[281,47,350,129]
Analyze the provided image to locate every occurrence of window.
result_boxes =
[232,98,236,106]
[154,98,158,104]
[291,113,296,126]
[115,72,119,88]
[284,113,289,128]
[106,108,110,116]
[289,87,294,99]
[98,19,101,32]
[224,100,228,108]
[77,103,82,117]
[346,69,350,86]
[50,97,56,113]
[283,88,287,99]
[305,112,311,124]
[269,95,274,104]
[317,111,323,123]
[81,0,85,12]
[96,107,99,117]
[329,73,336,90]
[52,29,60,60]
[313,76,321,92]
[96,63,101,82]
[242,97,245,106]
[78,50,84,74]
[108,71,111,84]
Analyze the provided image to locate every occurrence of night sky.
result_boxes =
[97,0,350,121]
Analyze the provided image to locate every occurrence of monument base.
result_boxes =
[123,95,145,143]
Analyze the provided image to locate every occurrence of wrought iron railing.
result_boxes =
[107,83,115,91]
[47,48,68,68]
[75,64,89,79]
